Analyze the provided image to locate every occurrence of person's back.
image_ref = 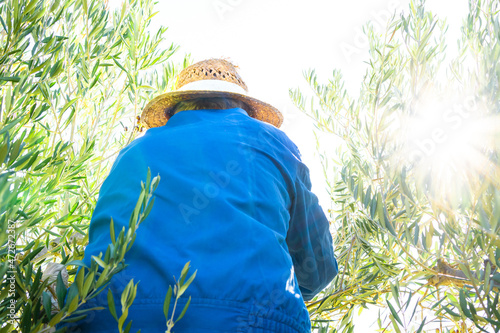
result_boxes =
[59,59,338,333]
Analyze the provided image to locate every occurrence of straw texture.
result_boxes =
[141,59,283,128]
[176,59,248,91]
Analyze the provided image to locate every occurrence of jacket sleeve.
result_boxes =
[286,162,338,301]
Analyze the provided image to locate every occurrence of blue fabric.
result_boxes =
[58,108,338,332]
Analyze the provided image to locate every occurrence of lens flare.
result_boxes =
[392,91,500,204]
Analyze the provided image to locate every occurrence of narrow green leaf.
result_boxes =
[163,285,172,319]
[82,0,88,14]
[50,59,63,77]
[178,270,197,297]
[42,291,52,320]
[67,293,79,313]
[107,289,118,321]
[92,255,107,269]
[459,289,472,318]
[82,271,94,298]
[56,271,67,309]
[391,284,400,308]
[110,218,116,245]
[174,296,191,323]
[376,192,386,228]
[66,282,79,309]
[121,279,134,310]
[141,197,155,222]
[179,261,191,286]
[112,57,128,73]
[442,305,461,318]
[387,300,403,326]
[364,185,372,208]
[0,76,21,82]
[61,314,88,323]
[415,317,426,333]
[370,196,377,219]
[66,260,89,269]
[124,320,133,333]
[0,142,8,164]
[48,309,64,326]
[59,97,79,115]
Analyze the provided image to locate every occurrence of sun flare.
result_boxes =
[394,91,500,202]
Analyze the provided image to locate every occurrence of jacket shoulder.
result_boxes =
[254,121,302,161]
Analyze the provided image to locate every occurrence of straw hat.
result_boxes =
[140,59,283,128]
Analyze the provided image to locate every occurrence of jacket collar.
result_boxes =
[164,108,249,128]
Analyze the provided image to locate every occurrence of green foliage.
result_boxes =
[292,0,500,332]
[0,0,192,332]
[55,168,158,332]
[163,261,197,333]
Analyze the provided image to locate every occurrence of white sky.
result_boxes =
[110,0,470,330]
[142,0,469,210]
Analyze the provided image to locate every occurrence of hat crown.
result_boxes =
[175,59,248,92]
[141,58,284,129]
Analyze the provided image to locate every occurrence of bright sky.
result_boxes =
[142,0,469,210]
[110,0,470,330]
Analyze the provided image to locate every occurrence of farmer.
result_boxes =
[62,59,338,332]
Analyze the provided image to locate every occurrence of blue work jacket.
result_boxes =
[59,108,338,332]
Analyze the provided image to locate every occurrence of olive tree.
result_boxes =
[292,0,500,332]
[0,0,194,332]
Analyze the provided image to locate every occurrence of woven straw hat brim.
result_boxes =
[141,90,283,128]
